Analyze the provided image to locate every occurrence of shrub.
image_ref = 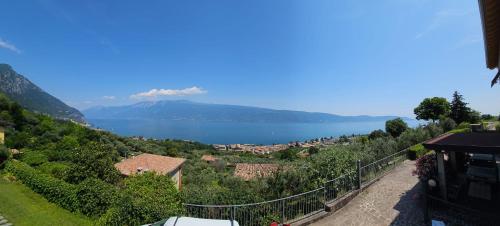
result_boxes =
[20,150,49,167]
[307,146,319,155]
[424,123,443,139]
[368,129,387,140]
[0,146,11,166]
[396,127,431,151]
[438,117,456,132]
[413,154,436,180]
[385,118,408,137]
[76,178,118,217]
[37,162,70,179]
[64,142,121,184]
[496,123,500,132]
[5,161,78,211]
[456,122,470,130]
[98,172,183,225]
[409,144,428,159]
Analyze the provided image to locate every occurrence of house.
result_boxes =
[212,144,227,151]
[234,163,280,181]
[479,0,500,86]
[0,126,4,145]
[114,153,186,189]
[201,154,217,163]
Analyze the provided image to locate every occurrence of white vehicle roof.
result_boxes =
[163,217,240,226]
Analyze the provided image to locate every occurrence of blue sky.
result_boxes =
[0,0,498,117]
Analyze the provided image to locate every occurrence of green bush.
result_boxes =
[76,178,118,217]
[496,123,500,132]
[98,172,183,225]
[0,146,11,166]
[5,160,78,211]
[438,117,456,132]
[408,144,428,159]
[37,162,70,179]
[456,122,470,130]
[21,150,49,166]
[385,118,408,137]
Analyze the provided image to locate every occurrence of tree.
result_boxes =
[467,110,481,124]
[414,97,450,122]
[368,129,387,140]
[449,91,470,124]
[438,117,456,132]
[385,118,408,137]
[308,146,319,155]
[65,142,120,184]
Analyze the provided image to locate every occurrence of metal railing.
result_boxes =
[184,149,408,226]
[360,149,408,186]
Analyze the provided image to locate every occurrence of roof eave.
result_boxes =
[479,0,500,69]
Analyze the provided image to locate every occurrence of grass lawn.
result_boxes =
[0,176,93,226]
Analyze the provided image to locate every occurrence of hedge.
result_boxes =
[408,144,428,159]
[5,160,78,211]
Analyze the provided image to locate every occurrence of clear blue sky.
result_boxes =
[1,0,498,117]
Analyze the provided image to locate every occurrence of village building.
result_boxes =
[201,154,217,163]
[114,153,186,189]
[212,144,227,151]
[234,163,280,181]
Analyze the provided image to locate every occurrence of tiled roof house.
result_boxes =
[114,153,186,189]
[234,163,280,181]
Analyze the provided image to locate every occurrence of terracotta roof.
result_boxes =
[423,132,500,154]
[234,163,279,181]
[201,154,217,162]
[114,153,186,176]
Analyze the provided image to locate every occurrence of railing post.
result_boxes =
[281,199,286,224]
[230,206,235,223]
[357,160,362,189]
[323,182,330,212]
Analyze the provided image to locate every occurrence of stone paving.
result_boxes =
[0,215,13,226]
[311,160,424,226]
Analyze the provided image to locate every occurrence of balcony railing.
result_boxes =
[183,149,408,226]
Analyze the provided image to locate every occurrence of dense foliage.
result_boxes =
[449,91,480,124]
[5,161,79,211]
[413,154,436,180]
[414,97,450,122]
[385,118,408,137]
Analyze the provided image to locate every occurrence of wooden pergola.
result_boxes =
[424,132,500,200]
[479,0,500,86]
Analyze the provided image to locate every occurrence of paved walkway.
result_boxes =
[311,160,424,226]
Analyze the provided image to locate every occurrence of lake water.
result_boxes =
[88,119,420,145]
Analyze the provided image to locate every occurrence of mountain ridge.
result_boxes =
[84,100,411,123]
[0,64,85,122]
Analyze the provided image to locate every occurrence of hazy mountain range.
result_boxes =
[1,63,410,124]
[84,100,410,123]
[0,64,85,122]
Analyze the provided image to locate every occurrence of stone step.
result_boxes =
[0,223,13,226]
[0,216,3,220]
[0,219,7,224]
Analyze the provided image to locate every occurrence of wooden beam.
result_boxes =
[437,152,447,200]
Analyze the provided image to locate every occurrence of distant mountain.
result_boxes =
[0,64,85,122]
[84,100,409,123]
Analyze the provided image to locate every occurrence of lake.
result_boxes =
[88,119,420,145]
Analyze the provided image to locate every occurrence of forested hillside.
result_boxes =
[0,64,85,122]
